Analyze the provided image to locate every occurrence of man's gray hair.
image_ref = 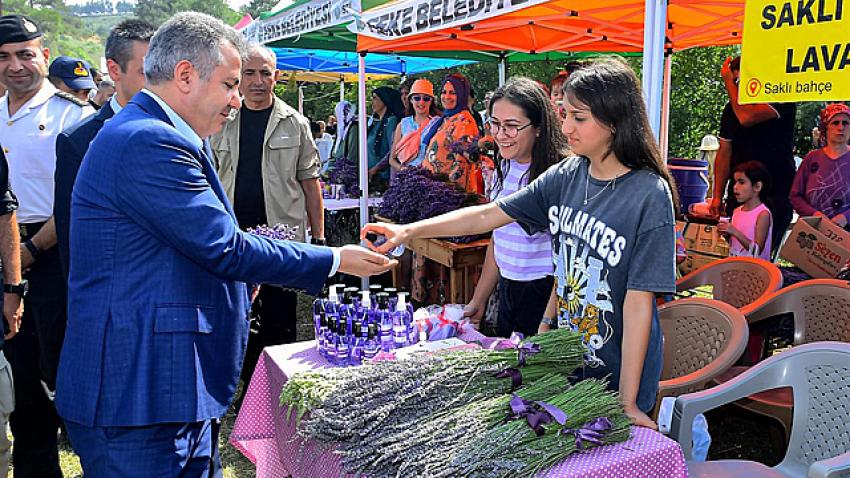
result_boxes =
[144,12,249,85]
[246,43,277,67]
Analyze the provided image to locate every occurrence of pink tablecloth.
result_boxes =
[231,339,690,478]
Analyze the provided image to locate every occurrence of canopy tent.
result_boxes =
[272,47,474,75]
[278,71,395,82]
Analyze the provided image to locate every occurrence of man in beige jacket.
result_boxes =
[212,44,325,382]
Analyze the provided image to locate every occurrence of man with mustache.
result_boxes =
[212,44,326,384]
[0,14,94,477]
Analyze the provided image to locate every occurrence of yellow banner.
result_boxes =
[739,0,850,104]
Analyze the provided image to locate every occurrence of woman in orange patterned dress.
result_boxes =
[421,73,483,194]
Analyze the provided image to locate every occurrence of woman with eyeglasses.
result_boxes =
[363,58,679,429]
[388,79,439,175]
[462,77,567,337]
[421,73,484,194]
[790,103,850,229]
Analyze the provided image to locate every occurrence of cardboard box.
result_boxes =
[780,216,850,278]
[679,251,724,275]
[682,220,730,257]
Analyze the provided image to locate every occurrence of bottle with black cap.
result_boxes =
[363,323,380,360]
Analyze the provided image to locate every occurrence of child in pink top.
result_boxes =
[718,161,773,260]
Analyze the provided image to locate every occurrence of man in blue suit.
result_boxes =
[55,13,395,477]
[55,18,156,279]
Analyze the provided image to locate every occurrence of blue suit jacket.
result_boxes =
[54,101,115,279]
[56,92,333,427]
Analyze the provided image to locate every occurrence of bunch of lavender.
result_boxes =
[448,134,497,164]
[377,168,479,225]
[246,223,299,241]
[450,378,631,478]
[292,329,586,445]
[327,156,360,198]
[337,374,568,477]
[278,368,350,425]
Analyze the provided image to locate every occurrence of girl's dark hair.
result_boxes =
[489,77,568,196]
[733,160,771,202]
[562,57,679,210]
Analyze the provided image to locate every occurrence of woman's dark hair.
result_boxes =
[489,77,568,196]
[562,57,679,210]
[733,160,771,203]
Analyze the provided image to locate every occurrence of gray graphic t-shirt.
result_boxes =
[497,156,676,412]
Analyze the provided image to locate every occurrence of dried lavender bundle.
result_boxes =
[451,378,631,478]
[337,374,569,478]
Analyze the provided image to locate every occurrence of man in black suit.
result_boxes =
[54,19,155,278]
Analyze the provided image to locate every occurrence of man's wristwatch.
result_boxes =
[23,239,41,258]
[3,279,28,297]
[311,238,327,246]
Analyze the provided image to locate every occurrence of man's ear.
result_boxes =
[173,60,195,93]
[106,58,122,83]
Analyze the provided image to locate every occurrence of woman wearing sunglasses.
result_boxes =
[790,103,850,229]
[388,79,439,174]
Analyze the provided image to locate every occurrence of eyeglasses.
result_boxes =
[488,120,533,138]
[410,95,432,102]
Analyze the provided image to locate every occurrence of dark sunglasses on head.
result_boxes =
[410,95,432,102]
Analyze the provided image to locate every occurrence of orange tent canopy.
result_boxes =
[357,0,744,54]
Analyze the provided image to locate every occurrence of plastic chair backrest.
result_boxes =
[744,279,850,344]
[677,257,782,309]
[657,299,748,397]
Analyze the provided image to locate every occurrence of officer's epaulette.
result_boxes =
[53,90,89,107]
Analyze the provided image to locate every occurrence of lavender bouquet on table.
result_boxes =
[327,156,360,198]
[247,223,299,241]
[377,168,484,243]
[448,134,497,166]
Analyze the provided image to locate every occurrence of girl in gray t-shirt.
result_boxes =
[362,58,678,430]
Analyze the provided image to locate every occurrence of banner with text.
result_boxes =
[349,0,548,40]
[243,0,361,44]
[739,0,849,103]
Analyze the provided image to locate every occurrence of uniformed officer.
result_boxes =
[0,14,93,478]
[47,55,97,102]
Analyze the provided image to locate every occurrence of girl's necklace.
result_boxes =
[584,163,625,205]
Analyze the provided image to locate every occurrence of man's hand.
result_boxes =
[21,245,34,270]
[337,245,397,277]
[361,223,410,254]
[709,196,723,218]
[720,56,735,85]
[3,292,22,340]
[624,403,658,430]
[462,299,485,325]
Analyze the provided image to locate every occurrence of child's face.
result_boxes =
[733,172,760,203]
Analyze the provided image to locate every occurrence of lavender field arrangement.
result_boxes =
[279,329,630,477]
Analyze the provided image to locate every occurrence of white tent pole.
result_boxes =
[660,51,673,163]
[498,54,507,86]
[357,52,370,289]
[641,0,666,140]
[298,85,304,114]
[339,78,345,101]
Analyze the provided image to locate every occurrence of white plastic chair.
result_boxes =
[670,342,850,478]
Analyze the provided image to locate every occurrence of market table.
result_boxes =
[230,339,690,478]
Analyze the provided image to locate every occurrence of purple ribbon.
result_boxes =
[517,342,541,366]
[507,395,568,436]
[495,367,523,390]
[561,417,614,450]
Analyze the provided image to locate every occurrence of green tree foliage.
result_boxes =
[241,0,278,18]
[134,0,242,28]
[3,0,102,66]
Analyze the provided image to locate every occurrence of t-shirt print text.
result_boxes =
[548,205,626,267]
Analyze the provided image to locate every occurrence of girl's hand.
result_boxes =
[537,321,551,334]
[361,223,410,254]
[623,404,658,430]
[716,222,729,234]
[832,214,849,228]
[462,300,485,325]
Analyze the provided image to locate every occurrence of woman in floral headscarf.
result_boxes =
[790,103,850,229]
[421,73,484,194]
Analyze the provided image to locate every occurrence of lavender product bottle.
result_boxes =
[363,323,380,360]
[335,319,350,367]
[350,321,364,366]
